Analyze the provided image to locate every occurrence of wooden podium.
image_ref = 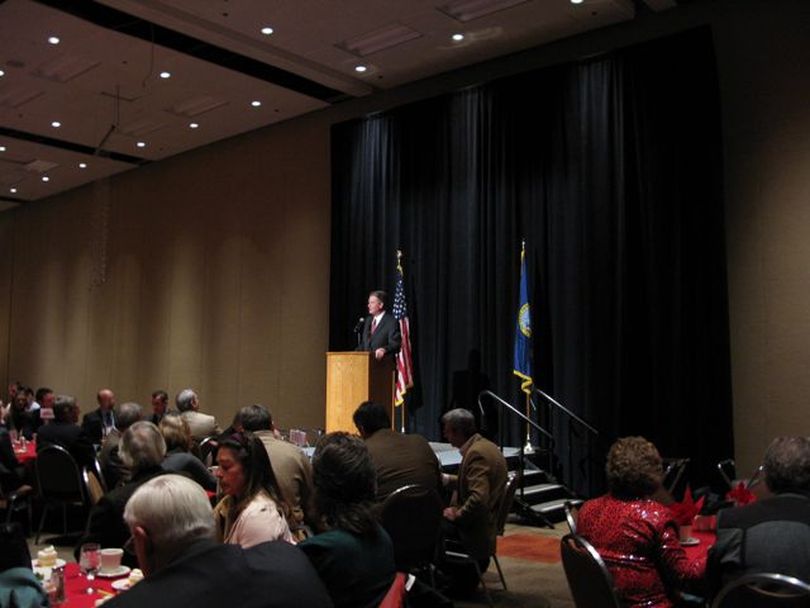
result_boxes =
[325,352,394,433]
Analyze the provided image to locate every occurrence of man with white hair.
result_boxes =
[103,475,333,608]
[176,388,221,441]
[77,421,168,567]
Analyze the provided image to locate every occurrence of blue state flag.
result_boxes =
[513,242,533,394]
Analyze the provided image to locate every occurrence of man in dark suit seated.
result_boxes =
[81,388,117,445]
[104,474,333,608]
[36,395,96,470]
[355,290,401,360]
[707,436,810,598]
[353,401,441,501]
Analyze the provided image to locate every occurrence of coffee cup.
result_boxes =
[100,548,123,572]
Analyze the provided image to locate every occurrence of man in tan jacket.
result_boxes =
[441,408,507,561]
[176,388,221,441]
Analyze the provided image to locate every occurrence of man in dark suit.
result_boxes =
[707,436,810,599]
[353,401,441,500]
[104,474,333,608]
[36,395,96,469]
[356,290,401,360]
[81,388,116,444]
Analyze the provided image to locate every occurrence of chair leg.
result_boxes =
[36,503,49,544]
[493,554,507,590]
[472,559,494,608]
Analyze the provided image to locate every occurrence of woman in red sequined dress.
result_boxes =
[577,436,705,607]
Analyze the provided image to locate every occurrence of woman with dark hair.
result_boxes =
[213,432,294,547]
[577,436,705,608]
[159,414,217,492]
[299,432,395,608]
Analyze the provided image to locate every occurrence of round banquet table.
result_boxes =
[13,439,37,465]
[60,562,126,608]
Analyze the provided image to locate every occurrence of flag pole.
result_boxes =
[397,249,406,433]
[524,392,534,454]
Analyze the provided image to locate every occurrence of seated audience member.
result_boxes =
[176,388,222,441]
[36,395,96,469]
[0,427,26,492]
[99,401,143,489]
[159,414,217,492]
[34,387,54,423]
[78,421,168,567]
[707,436,810,596]
[149,390,169,425]
[82,388,117,444]
[353,400,441,500]
[239,404,315,534]
[439,408,507,594]
[577,436,704,608]
[6,391,39,440]
[300,432,395,608]
[213,432,294,548]
[0,522,47,608]
[104,475,333,608]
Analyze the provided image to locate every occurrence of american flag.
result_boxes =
[393,251,413,405]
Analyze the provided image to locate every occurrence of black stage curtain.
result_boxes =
[330,28,732,496]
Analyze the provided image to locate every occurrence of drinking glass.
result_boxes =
[79,542,101,594]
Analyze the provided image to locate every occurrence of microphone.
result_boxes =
[353,317,366,334]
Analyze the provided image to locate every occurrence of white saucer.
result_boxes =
[112,578,134,591]
[680,537,700,546]
[97,565,131,578]
[32,558,65,569]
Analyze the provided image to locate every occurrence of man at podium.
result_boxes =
[356,290,401,360]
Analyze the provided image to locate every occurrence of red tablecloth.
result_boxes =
[13,440,37,465]
[682,529,715,563]
[62,562,124,608]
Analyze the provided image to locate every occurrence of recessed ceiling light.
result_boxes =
[189,122,199,129]
[48,36,60,45]
[355,65,368,73]
[41,176,50,182]
[159,71,171,79]
[261,26,274,36]
[51,121,61,128]
[452,33,465,41]
[0,69,4,77]
[79,162,87,169]
[0,145,5,152]
[570,0,584,3]
[10,187,17,194]
[251,100,262,107]
[136,141,146,148]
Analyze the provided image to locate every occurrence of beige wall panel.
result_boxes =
[0,212,15,388]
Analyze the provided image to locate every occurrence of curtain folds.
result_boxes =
[330,27,732,494]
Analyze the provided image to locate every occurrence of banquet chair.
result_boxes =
[35,444,90,543]
[560,533,621,608]
[712,573,810,608]
[442,470,522,606]
[379,572,408,608]
[662,458,690,495]
[197,436,218,467]
[0,481,33,528]
[563,500,580,534]
[380,484,444,585]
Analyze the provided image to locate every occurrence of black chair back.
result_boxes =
[712,573,810,608]
[36,444,85,502]
[380,484,443,572]
[0,521,32,571]
[560,533,621,608]
[494,471,521,536]
[564,500,579,534]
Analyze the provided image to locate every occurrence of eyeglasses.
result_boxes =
[123,535,135,556]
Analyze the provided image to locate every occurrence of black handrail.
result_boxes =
[533,388,599,437]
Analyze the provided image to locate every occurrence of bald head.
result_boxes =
[97,389,116,412]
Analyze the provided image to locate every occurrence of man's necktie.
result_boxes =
[371,318,378,334]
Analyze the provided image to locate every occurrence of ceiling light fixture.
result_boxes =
[10,187,17,194]
[136,141,146,148]
[452,33,465,41]
[355,65,368,73]
[48,36,60,45]
[570,0,584,3]
[189,122,199,129]
[41,176,50,182]
[251,100,262,107]
[51,121,61,128]
[261,26,274,35]
[79,162,87,169]
[159,71,171,79]
[0,69,5,77]
[0,145,5,152]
